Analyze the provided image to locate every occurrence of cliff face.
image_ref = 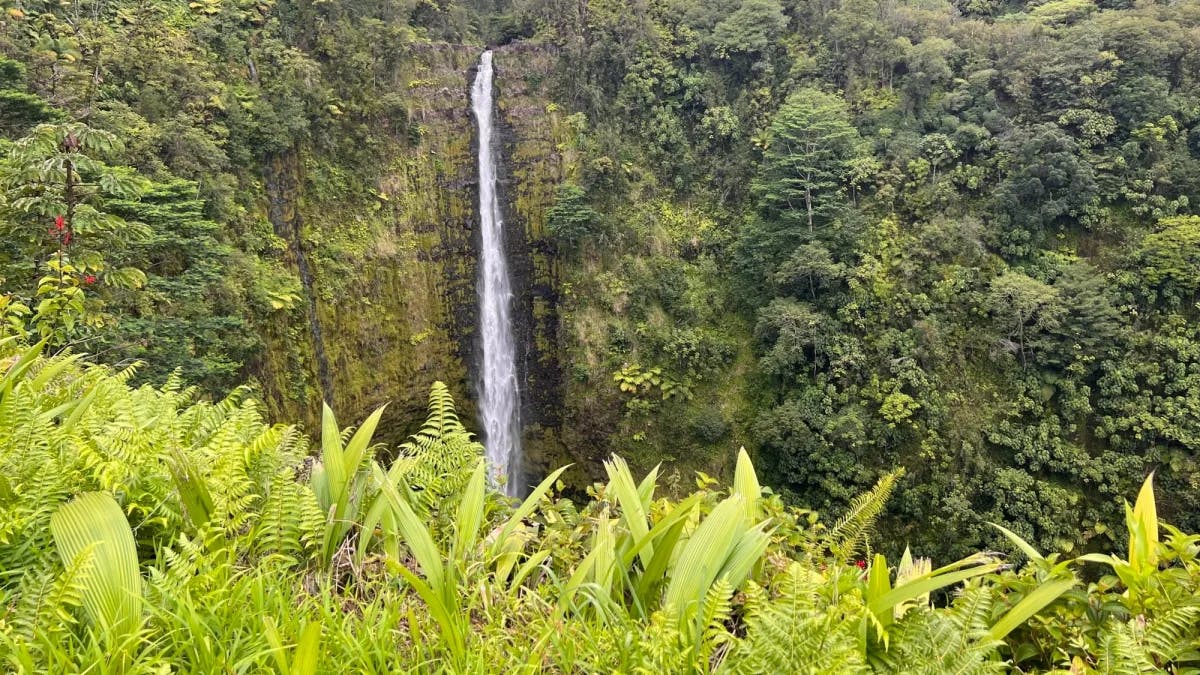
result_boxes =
[254,43,481,443]
[250,42,571,457]
[492,45,575,481]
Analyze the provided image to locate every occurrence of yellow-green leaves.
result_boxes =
[1129,472,1159,575]
[866,552,1000,639]
[262,617,322,675]
[452,460,488,561]
[732,447,761,524]
[605,456,654,568]
[49,492,143,644]
[1078,472,1163,596]
[989,522,1044,561]
[664,494,772,632]
[986,575,1077,641]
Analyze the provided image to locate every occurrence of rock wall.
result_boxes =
[493,44,575,482]
[249,42,571,458]
[254,43,482,443]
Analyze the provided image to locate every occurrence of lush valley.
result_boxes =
[0,0,1199,670]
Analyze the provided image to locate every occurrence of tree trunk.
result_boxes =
[805,187,813,233]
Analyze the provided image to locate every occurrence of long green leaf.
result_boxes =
[866,553,893,632]
[868,560,1000,619]
[291,621,322,675]
[341,405,387,486]
[624,492,704,570]
[261,616,290,673]
[606,456,653,568]
[318,404,344,510]
[372,464,444,593]
[511,549,552,590]
[663,495,745,616]
[385,559,464,664]
[452,460,488,560]
[0,340,46,401]
[634,506,693,605]
[987,575,1076,641]
[732,447,761,524]
[1129,472,1158,573]
[989,522,1044,561]
[29,352,84,390]
[488,465,569,563]
[636,464,660,507]
[168,450,215,531]
[49,492,143,642]
[716,521,772,591]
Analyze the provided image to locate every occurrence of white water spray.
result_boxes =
[472,50,522,496]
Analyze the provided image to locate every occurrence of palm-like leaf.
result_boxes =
[49,492,143,643]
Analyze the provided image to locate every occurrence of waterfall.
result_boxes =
[472,50,522,496]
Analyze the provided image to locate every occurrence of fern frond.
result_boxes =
[826,469,904,564]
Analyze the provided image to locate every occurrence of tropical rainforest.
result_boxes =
[1,0,1200,671]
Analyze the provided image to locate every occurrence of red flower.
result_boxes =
[855,559,867,569]
[62,232,71,245]
[84,275,96,285]
[54,215,64,230]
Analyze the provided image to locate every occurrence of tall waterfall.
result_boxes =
[472,50,522,496]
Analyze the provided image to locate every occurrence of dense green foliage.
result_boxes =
[0,0,498,402]
[0,0,1198,621]
[2,345,1199,672]
[514,0,1200,561]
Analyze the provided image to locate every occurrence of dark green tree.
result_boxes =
[546,183,601,253]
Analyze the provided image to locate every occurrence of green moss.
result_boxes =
[254,46,480,440]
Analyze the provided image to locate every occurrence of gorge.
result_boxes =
[4,1,1200,668]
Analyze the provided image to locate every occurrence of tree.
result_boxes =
[708,0,789,62]
[0,58,56,135]
[0,123,148,343]
[99,179,259,394]
[546,183,600,252]
[757,88,864,235]
[986,271,1062,368]
[992,124,1097,257]
[773,242,847,302]
[1134,216,1200,308]
[755,298,839,378]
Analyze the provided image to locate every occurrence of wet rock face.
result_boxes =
[253,44,483,443]
[250,41,571,458]
[491,45,571,480]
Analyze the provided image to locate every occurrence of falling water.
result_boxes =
[472,50,522,496]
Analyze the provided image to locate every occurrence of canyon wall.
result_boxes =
[250,43,569,455]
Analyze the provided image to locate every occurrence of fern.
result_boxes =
[826,469,904,564]
[1094,619,1159,675]
[1143,602,1200,667]
[251,471,324,563]
[721,564,868,674]
[874,584,1007,674]
[386,381,483,518]
[697,577,735,671]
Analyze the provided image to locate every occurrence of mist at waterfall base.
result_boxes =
[472,51,523,497]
